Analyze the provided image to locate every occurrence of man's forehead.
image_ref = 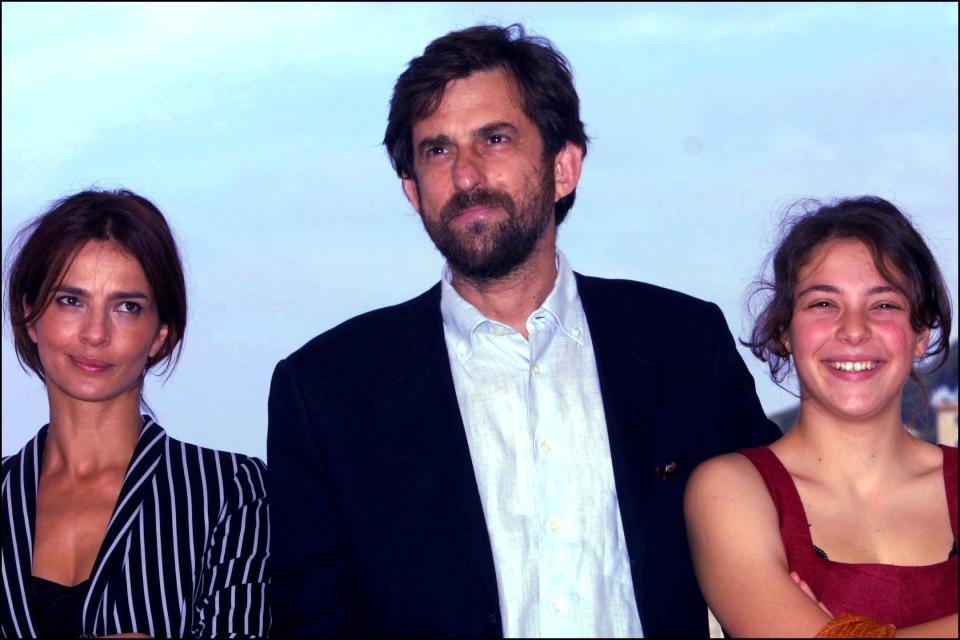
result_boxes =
[411,69,528,138]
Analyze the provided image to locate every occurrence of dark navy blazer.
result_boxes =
[267,273,779,637]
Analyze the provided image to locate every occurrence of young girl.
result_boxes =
[685,196,956,637]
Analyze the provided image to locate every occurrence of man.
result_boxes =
[268,24,779,637]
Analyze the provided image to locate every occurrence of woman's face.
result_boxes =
[785,238,928,423]
[27,240,168,409]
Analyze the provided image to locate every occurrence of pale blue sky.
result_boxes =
[3,2,958,458]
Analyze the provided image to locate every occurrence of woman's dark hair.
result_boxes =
[383,23,589,225]
[745,196,952,388]
[4,188,187,381]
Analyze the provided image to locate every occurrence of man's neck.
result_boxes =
[450,235,558,339]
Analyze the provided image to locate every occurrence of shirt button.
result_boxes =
[546,518,560,533]
[551,600,566,613]
[539,440,553,454]
[494,326,505,335]
[457,343,468,355]
[573,327,582,337]
[532,363,541,375]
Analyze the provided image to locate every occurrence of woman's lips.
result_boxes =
[822,359,884,380]
[70,356,113,373]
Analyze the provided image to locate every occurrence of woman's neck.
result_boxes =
[43,391,143,480]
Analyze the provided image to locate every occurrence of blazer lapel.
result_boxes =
[576,274,663,620]
[372,285,500,607]
[1,427,46,639]
[82,418,166,631]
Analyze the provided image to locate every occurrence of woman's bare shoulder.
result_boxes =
[688,451,768,495]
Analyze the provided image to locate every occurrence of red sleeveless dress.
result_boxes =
[739,445,958,628]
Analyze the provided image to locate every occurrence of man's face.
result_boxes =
[402,69,558,281]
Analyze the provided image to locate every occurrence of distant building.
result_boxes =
[931,387,958,447]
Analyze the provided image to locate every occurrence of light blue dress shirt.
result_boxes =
[440,252,643,638]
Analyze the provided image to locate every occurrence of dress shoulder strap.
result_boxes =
[939,445,958,539]
[738,447,818,560]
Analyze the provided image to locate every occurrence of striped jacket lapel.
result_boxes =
[82,418,166,633]
[0,426,47,638]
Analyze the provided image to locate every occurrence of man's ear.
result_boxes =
[401,177,422,214]
[553,141,584,202]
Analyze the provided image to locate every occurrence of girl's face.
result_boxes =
[786,238,928,423]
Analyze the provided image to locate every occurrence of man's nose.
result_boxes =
[452,148,486,192]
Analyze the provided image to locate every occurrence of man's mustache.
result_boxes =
[441,189,515,223]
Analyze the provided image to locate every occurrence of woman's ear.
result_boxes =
[913,328,930,360]
[23,298,38,344]
[149,324,170,359]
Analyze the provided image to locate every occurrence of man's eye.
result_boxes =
[56,295,81,307]
[426,146,447,157]
[488,134,507,144]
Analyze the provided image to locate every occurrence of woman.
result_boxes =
[1,190,270,637]
[684,196,957,637]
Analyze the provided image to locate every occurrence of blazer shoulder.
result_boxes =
[1,426,45,482]
[576,272,723,323]
[163,433,267,482]
[282,283,441,368]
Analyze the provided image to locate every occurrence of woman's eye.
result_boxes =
[809,300,834,309]
[56,295,81,307]
[118,301,143,313]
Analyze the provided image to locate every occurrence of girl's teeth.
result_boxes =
[832,361,876,371]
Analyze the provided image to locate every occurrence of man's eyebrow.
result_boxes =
[474,122,519,138]
[55,284,150,300]
[416,134,453,156]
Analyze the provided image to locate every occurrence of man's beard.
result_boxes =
[420,162,555,282]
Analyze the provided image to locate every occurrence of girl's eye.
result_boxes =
[118,301,143,314]
[808,300,834,309]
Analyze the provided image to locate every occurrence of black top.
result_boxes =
[31,576,89,638]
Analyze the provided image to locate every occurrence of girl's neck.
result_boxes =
[775,401,923,491]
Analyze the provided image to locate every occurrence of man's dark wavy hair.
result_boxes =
[383,23,589,225]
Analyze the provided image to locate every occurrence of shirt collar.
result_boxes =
[440,251,586,361]
[538,251,587,346]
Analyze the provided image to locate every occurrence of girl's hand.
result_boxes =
[791,571,833,617]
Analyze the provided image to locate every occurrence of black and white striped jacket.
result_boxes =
[1,418,271,637]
